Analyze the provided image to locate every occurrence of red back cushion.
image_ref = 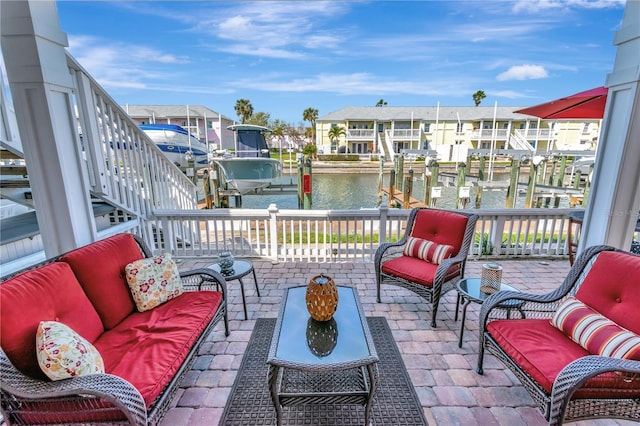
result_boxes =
[0,262,104,380]
[60,234,144,330]
[575,251,640,335]
[410,209,469,256]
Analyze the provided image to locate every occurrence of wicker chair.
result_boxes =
[374,207,478,327]
[477,245,640,425]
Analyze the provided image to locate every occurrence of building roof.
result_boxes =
[317,106,539,122]
[122,105,233,121]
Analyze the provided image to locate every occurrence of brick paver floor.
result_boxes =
[161,258,634,426]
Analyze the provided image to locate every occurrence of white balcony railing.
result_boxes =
[390,129,421,139]
[469,129,510,140]
[346,129,375,139]
[147,206,577,262]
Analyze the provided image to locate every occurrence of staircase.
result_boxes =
[509,130,536,152]
[0,51,201,275]
[378,130,395,161]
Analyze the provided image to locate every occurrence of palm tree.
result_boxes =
[271,119,287,158]
[472,90,486,107]
[302,107,319,144]
[327,125,346,153]
[375,99,388,107]
[234,99,254,123]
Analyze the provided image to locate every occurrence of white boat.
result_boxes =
[212,124,282,194]
[139,123,208,171]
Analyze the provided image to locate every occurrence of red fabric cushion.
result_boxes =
[60,234,143,330]
[381,255,460,287]
[0,263,103,380]
[487,319,640,398]
[94,291,223,407]
[551,297,640,360]
[575,251,640,335]
[403,236,454,264]
[410,209,469,255]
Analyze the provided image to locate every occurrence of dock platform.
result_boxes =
[380,187,427,208]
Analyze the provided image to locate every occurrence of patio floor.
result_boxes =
[162,258,634,426]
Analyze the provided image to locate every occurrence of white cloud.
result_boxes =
[497,65,549,81]
[513,0,625,13]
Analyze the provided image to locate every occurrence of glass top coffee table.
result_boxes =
[267,285,379,426]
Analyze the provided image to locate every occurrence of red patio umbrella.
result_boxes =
[515,86,607,119]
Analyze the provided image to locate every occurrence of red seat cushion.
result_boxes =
[575,251,640,335]
[381,255,460,287]
[410,209,469,255]
[60,234,144,330]
[0,263,104,380]
[94,290,223,407]
[488,319,640,398]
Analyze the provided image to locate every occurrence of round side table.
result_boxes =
[455,278,520,348]
[208,259,260,320]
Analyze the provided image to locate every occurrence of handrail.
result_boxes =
[66,53,198,220]
[148,206,575,262]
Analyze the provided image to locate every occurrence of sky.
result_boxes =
[56,0,627,125]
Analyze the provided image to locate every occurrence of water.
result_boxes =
[237,173,568,210]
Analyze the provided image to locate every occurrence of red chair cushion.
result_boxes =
[488,319,640,398]
[403,236,454,264]
[94,290,223,407]
[60,234,143,330]
[381,255,460,287]
[575,251,640,335]
[0,262,104,380]
[410,209,469,255]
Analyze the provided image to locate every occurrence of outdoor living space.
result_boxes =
[162,257,634,426]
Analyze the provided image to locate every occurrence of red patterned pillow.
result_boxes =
[403,237,454,264]
[551,297,640,360]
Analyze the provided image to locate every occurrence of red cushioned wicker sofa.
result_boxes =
[477,245,640,425]
[0,233,229,425]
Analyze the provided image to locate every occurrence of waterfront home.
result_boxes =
[123,104,236,151]
[0,0,639,424]
[316,106,600,161]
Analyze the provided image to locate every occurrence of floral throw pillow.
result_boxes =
[403,236,454,264]
[36,321,105,381]
[125,253,184,312]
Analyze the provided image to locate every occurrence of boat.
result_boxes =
[211,124,282,195]
[139,123,208,171]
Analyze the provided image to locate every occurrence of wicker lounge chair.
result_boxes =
[374,207,478,327]
[477,245,640,425]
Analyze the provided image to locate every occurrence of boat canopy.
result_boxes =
[228,124,271,158]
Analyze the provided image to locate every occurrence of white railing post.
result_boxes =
[491,216,507,255]
[268,203,279,262]
[379,206,388,244]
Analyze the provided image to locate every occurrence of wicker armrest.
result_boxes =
[1,349,147,425]
[550,356,640,424]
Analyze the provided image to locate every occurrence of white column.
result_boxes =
[1,0,96,256]
[580,0,640,251]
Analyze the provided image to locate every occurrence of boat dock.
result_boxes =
[380,187,428,208]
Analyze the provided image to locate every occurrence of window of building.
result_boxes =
[456,123,463,132]
[582,123,590,133]
[423,123,431,133]
[207,120,214,129]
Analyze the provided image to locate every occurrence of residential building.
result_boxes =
[316,106,600,161]
[123,105,236,150]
